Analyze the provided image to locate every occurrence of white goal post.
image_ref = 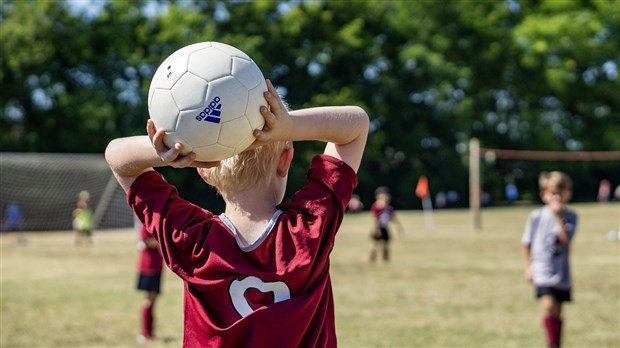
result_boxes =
[468,139,620,231]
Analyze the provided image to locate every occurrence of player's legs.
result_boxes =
[380,228,390,261]
[141,291,158,339]
[381,240,389,261]
[369,239,379,262]
[84,229,93,245]
[540,292,562,348]
[370,228,389,262]
[75,229,92,246]
[541,294,562,316]
[369,228,382,262]
[137,273,162,342]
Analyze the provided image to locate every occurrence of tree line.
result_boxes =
[1,0,618,210]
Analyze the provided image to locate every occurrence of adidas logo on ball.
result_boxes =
[195,96,222,124]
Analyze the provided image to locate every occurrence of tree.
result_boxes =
[1,0,617,208]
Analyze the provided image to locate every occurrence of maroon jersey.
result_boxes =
[371,202,395,229]
[138,225,164,275]
[128,155,357,347]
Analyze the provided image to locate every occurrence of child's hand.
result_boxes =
[146,119,219,169]
[372,228,381,238]
[524,265,532,283]
[548,200,565,215]
[555,215,569,246]
[251,79,294,145]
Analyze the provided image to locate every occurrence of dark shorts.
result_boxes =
[371,227,390,242]
[137,273,162,293]
[536,286,571,302]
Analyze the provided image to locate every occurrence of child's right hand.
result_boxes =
[147,119,219,169]
[524,265,532,283]
[372,228,381,238]
[548,200,565,215]
[251,79,294,145]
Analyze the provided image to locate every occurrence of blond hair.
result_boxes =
[539,171,572,192]
[201,141,289,194]
[78,190,90,201]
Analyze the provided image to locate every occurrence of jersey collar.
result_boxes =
[219,210,283,252]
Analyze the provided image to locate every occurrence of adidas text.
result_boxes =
[195,96,222,124]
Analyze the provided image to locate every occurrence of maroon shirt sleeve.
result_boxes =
[283,155,357,210]
[128,170,217,279]
[275,155,357,279]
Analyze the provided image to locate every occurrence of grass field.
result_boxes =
[2,203,619,347]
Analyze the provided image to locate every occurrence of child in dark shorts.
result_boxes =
[369,187,403,262]
[136,219,163,343]
[522,171,577,348]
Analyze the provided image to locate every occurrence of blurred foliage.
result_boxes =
[1,0,618,210]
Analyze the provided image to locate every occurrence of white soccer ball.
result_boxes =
[148,41,267,161]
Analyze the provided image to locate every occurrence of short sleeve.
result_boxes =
[522,210,538,246]
[128,171,217,278]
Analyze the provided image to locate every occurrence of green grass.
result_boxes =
[2,203,619,347]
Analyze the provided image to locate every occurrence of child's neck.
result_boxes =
[223,188,279,244]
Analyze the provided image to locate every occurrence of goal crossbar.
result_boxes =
[480,148,620,161]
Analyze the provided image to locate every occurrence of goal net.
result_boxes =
[0,153,134,231]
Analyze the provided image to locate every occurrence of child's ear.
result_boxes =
[197,168,213,185]
[277,146,294,177]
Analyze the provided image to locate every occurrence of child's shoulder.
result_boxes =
[565,206,577,214]
[528,206,546,218]
[563,208,578,220]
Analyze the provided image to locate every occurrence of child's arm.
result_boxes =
[254,80,369,172]
[144,236,160,250]
[105,121,218,192]
[522,244,532,282]
[547,199,570,245]
[555,213,569,246]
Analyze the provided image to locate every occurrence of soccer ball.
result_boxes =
[148,41,267,161]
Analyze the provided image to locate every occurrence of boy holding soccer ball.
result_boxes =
[106,80,369,347]
[522,171,578,348]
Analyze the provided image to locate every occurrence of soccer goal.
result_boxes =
[0,153,134,231]
[468,139,620,230]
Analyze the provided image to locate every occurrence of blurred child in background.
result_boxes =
[369,186,403,262]
[135,217,164,343]
[73,190,93,245]
[522,171,578,348]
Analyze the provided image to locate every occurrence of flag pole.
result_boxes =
[416,176,434,232]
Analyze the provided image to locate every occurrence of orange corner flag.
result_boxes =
[416,176,430,199]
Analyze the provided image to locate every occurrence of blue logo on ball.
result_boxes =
[195,96,222,124]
